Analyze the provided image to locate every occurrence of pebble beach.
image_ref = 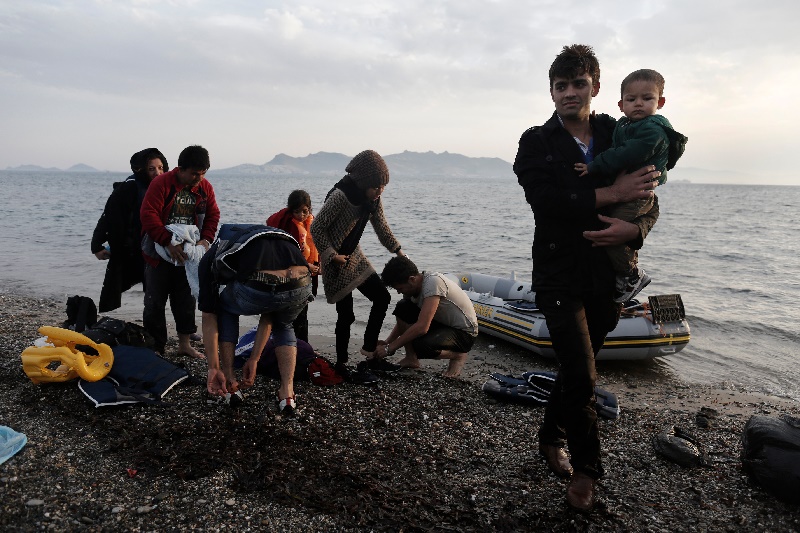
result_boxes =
[2,291,799,532]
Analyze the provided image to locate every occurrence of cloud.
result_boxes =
[0,0,799,183]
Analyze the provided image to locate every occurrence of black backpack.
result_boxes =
[63,295,98,332]
[741,414,800,503]
[79,316,155,353]
[63,296,155,353]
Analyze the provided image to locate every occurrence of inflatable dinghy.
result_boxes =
[447,272,690,361]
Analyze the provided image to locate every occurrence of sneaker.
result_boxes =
[615,268,652,303]
[363,358,401,375]
[226,390,244,408]
[276,395,297,416]
[205,390,244,407]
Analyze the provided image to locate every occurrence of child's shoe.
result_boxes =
[615,268,651,303]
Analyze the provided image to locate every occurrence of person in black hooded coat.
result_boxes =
[91,148,168,312]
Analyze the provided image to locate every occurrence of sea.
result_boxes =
[2,170,799,402]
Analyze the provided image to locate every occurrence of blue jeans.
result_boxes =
[217,281,313,347]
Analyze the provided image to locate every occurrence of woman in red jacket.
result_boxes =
[267,190,320,342]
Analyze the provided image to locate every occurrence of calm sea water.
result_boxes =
[2,171,799,401]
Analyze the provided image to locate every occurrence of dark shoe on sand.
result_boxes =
[336,362,379,385]
[539,444,573,478]
[566,471,595,513]
[362,358,401,375]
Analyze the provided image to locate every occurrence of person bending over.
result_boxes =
[310,150,405,381]
[198,224,313,416]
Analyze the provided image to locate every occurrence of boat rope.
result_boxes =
[621,302,670,337]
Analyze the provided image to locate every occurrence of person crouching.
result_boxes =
[376,256,478,378]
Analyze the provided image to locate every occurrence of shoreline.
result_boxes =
[2,290,799,530]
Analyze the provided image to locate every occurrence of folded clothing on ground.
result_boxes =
[78,345,189,407]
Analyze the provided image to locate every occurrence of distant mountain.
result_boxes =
[5,151,515,178]
[215,150,513,178]
[269,152,353,174]
[672,166,753,185]
[4,164,62,172]
[217,152,350,176]
[384,151,511,178]
[4,163,101,172]
[65,163,100,172]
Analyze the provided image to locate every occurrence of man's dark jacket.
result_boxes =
[513,111,659,295]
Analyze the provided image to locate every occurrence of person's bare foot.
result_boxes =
[359,348,375,358]
[177,344,205,359]
[442,353,467,378]
[397,356,420,369]
[178,333,205,359]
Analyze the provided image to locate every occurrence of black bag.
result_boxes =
[741,414,800,503]
[79,317,156,354]
[63,295,98,332]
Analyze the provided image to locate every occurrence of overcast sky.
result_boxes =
[1,0,798,184]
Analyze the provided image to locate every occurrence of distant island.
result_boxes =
[215,150,513,178]
[4,163,102,173]
[3,151,514,179]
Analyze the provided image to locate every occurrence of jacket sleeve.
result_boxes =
[369,200,401,253]
[104,182,136,252]
[588,121,668,177]
[310,192,345,266]
[304,216,320,264]
[200,184,220,243]
[140,177,172,246]
[90,213,108,254]
[197,241,219,313]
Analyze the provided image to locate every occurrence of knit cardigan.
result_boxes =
[310,189,400,304]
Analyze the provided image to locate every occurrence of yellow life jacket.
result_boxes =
[21,326,114,384]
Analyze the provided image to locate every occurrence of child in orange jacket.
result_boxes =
[267,190,320,342]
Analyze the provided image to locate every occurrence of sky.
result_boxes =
[1,0,799,185]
